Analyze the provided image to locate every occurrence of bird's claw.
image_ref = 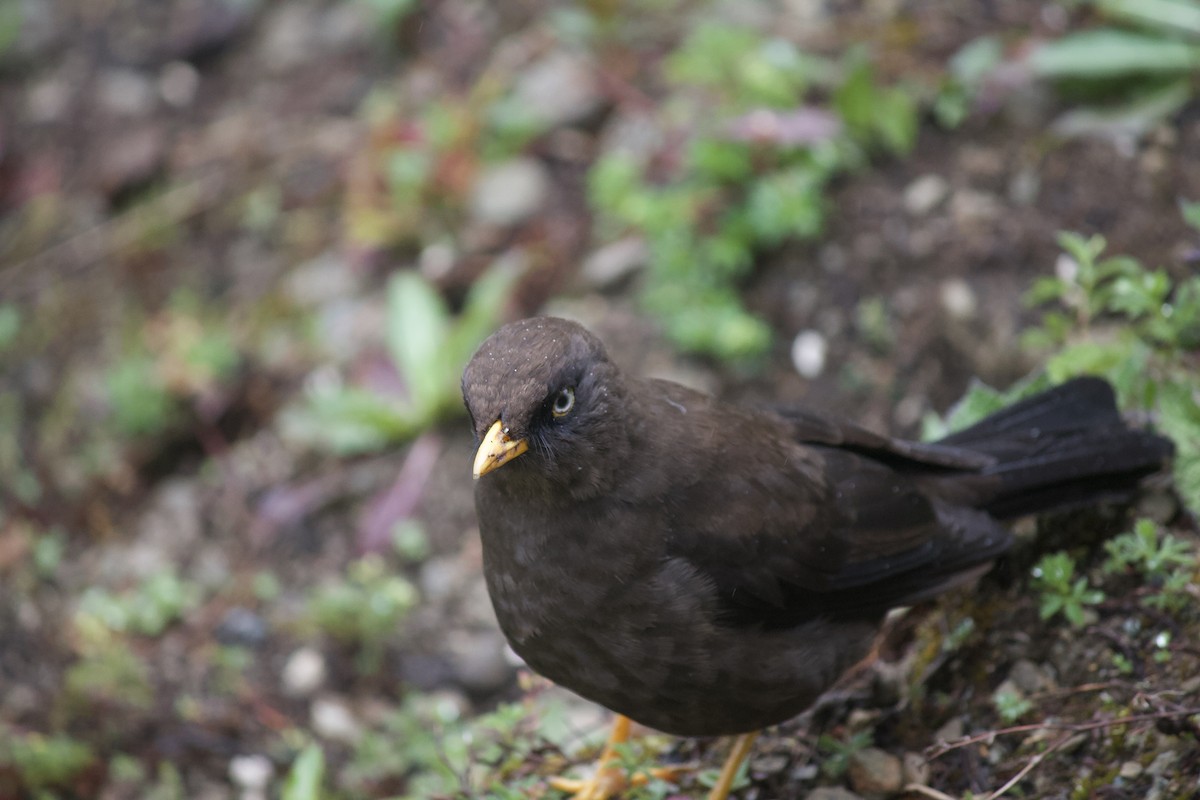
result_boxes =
[549,765,688,799]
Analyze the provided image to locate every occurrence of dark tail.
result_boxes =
[935,377,1175,519]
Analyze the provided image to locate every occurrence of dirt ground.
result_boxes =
[1,1,1198,798]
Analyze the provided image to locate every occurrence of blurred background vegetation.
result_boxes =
[1,0,1198,798]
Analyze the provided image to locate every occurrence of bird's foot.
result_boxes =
[549,765,688,799]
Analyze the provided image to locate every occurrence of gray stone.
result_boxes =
[903,174,949,216]
[96,124,167,196]
[1008,167,1040,206]
[847,747,904,795]
[902,751,929,785]
[282,646,326,696]
[940,278,977,320]
[98,69,158,117]
[1137,490,1178,524]
[26,74,71,123]
[469,158,549,227]
[260,4,317,72]
[97,480,201,581]
[285,252,361,308]
[1008,658,1056,694]
[934,716,964,744]
[791,330,828,379]
[950,189,1002,225]
[446,629,514,693]
[1146,750,1178,777]
[216,607,268,647]
[419,555,468,606]
[514,51,604,128]
[580,238,648,290]
[228,754,272,790]
[159,60,200,108]
[805,788,864,800]
[311,696,362,743]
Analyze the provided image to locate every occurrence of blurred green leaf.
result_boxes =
[950,36,1004,86]
[289,386,421,455]
[1096,0,1200,38]
[1180,197,1200,230]
[0,730,94,789]
[746,166,823,244]
[282,743,326,800]
[1032,552,1104,626]
[361,0,418,30]
[1045,340,1131,382]
[923,374,1051,439]
[0,304,19,351]
[1031,29,1200,79]
[105,357,178,437]
[386,271,451,414]
[1156,378,1200,511]
[1051,79,1191,141]
[993,688,1034,723]
[0,2,21,59]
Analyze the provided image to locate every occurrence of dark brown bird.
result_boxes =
[461,316,1173,799]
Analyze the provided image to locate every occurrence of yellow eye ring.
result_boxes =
[551,387,575,417]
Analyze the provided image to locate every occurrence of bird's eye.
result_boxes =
[551,387,575,417]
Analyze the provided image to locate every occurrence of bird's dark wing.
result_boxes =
[645,383,1011,626]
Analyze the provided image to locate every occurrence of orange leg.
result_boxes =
[549,715,688,799]
[706,731,757,800]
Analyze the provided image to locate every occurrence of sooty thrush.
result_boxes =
[461,316,1174,799]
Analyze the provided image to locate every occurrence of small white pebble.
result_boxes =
[1055,253,1078,283]
[312,696,363,743]
[159,61,199,108]
[903,174,949,216]
[229,754,273,791]
[791,330,827,379]
[282,647,326,697]
[940,278,977,319]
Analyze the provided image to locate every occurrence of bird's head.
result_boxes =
[461,316,630,497]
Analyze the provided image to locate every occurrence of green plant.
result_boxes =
[0,2,22,61]
[589,27,917,360]
[0,728,94,790]
[391,518,431,563]
[933,36,1005,128]
[816,729,874,779]
[1018,2,1200,139]
[346,74,543,250]
[0,303,19,352]
[921,372,1053,440]
[1104,518,1192,575]
[105,292,241,438]
[210,645,254,696]
[32,527,66,579]
[64,646,153,712]
[1103,518,1195,612]
[283,743,326,800]
[286,265,516,454]
[1032,551,1105,627]
[992,687,1034,724]
[75,570,202,638]
[345,692,567,798]
[307,555,419,672]
[358,0,419,34]
[1023,229,1200,512]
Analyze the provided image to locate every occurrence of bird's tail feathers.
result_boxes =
[935,377,1174,519]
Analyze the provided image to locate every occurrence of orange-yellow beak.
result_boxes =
[472,420,529,479]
